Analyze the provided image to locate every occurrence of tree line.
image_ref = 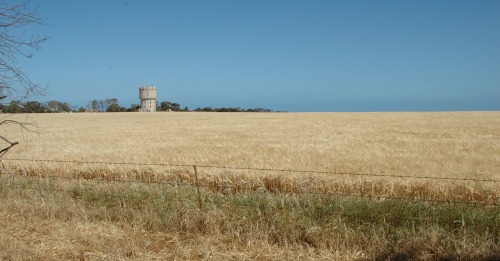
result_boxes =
[86,100,190,112]
[1,99,273,113]
[0,100,71,113]
[194,107,272,112]
[0,99,186,113]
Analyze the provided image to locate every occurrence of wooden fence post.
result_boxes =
[194,165,203,211]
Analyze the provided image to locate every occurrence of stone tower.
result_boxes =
[139,86,157,112]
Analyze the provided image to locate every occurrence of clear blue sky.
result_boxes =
[19,0,500,111]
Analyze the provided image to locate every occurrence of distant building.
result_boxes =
[139,86,157,112]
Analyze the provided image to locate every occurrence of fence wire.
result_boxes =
[1,175,498,232]
[3,158,500,182]
[0,166,498,208]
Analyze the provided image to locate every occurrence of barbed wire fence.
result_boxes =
[4,158,500,182]
[1,158,498,206]
[1,157,499,233]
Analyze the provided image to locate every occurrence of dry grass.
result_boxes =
[1,175,498,260]
[0,111,499,259]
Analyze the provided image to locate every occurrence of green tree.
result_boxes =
[47,100,70,112]
[106,103,126,112]
[171,103,180,111]
[88,100,100,112]
[128,104,140,112]
[23,100,46,113]
[60,102,71,112]
[4,101,23,113]
[160,101,172,111]
[159,101,183,111]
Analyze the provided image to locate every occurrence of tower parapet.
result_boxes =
[139,86,157,112]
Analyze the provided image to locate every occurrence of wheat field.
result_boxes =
[1,111,499,259]
[3,111,499,192]
[3,111,499,174]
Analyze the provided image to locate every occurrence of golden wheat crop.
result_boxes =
[1,111,499,260]
[1,111,499,202]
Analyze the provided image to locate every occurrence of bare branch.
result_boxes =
[0,115,40,173]
[0,0,50,101]
[0,1,48,166]
[0,134,18,158]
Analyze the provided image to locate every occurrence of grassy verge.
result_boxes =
[1,175,498,260]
